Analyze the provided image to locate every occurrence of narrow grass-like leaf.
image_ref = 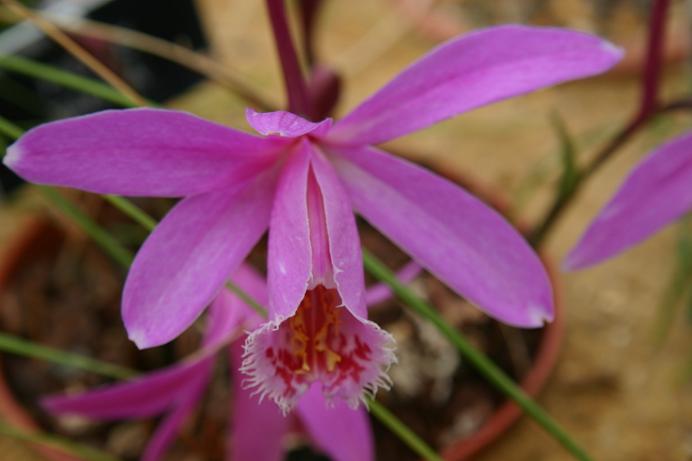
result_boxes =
[550,110,580,199]
[0,422,123,461]
[367,399,444,461]
[0,332,135,380]
[0,55,147,108]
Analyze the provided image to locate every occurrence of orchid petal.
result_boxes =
[41,359,210,420]
[565,132,692,269]
[267,143,312,321]
[124,171,276,349]
[328,25,622,145]
[229,342,290,461]
[331,146,553,327]
[142,373,210,461]
[246,109,332,138]
[297,384,374,461]
[4,108,281,197]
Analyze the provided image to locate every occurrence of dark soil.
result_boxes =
[0,209,543,461]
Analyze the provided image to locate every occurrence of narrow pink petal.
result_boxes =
[566,132,692,269]
[4,108,282,196]
[310,145,367,318]
[41,359,209,420]
[267,143,312,320]
[229,342,290,461]
[142,372,210,461]
[246,109,332,138]
[297,384,374,461]
[327,25,622,145]
[331,146,553,327]
[365,261,421,306]
[124,171,276,349]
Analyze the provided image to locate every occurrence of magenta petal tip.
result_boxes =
[600,39,625,60]
[2,143,21,169]
[562,251,586,271]
[527,303,554,327]
[126,328,153,350]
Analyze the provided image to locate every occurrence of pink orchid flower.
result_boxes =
[565,131,692,269]
[5,26,622,410]
[43,266,375,461]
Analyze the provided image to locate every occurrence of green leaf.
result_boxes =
[0,55,150,108]
[0,422,123,461]
[0,332,135,380]
[550,110,580,199]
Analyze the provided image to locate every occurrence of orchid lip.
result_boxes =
[241,284,395,413]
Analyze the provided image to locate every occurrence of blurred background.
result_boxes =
[0,0,690,460]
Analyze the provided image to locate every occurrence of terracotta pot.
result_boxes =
[0,179,564,461]
[0,217,78,461]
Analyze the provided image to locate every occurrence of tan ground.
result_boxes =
[1,0,691,459]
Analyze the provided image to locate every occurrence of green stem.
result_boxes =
[0,55,148,108]
[367,399,444,461]
[225,281,268,318]
[37,187,134,268]
[0,332,135,380]
[0,422,123,461]
[362,249,591,461]
[103,195,157,231]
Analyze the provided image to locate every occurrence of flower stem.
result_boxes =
[367,398,444,461]
[639,0,669,118]
[529,0,671,247]
[104,195,157,231]
[297,0,324,68]
[265,0,310,116]
[362,249,592,461]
